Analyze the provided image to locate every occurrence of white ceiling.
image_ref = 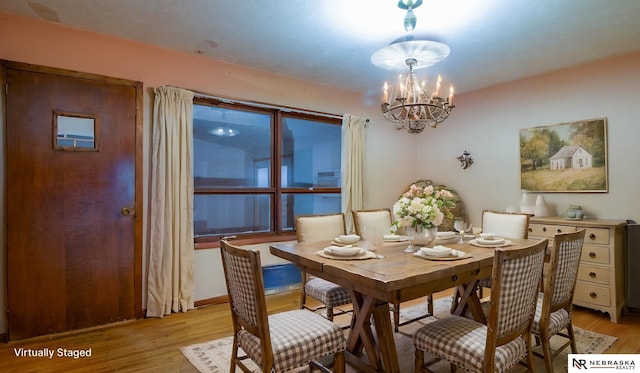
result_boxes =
[2,0,640,101]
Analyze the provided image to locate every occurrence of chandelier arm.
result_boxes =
[375,3,456,133]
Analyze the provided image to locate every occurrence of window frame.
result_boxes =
[192,96,342,248]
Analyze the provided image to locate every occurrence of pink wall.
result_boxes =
[0,11,360,111]
[0,10,400,335]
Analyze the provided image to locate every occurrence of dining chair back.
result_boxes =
[477,210,532,294]
[414,239,547,372]
[532,229,586,372]
[220,238,346,372]
[353,208,434,332]
[352,208,392,237]
[296,213,352,321]
[481,210,531,239]
[296,213,347,243]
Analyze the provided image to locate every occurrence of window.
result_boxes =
[192,98,342,243]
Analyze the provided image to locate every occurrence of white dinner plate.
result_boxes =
[434,236,458,243]
[436,231,456,239]
[383,235,409,242]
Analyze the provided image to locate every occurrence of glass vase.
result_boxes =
[413,225,438,247]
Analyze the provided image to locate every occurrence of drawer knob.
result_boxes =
[589,252,596,258]
[589,233,596,240]
[451,275,458,282]
[528,227,532,232]
[556,229,562,233]
[542,227,547,232]
[589,272,597,278]
[589,292,597,298]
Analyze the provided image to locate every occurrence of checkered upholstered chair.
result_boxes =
[414,239,547,373]
[477,210,531,292]
[532,229,586,372]
[353,208,435,332]
[220,239,346,373]
[296,213,352,321]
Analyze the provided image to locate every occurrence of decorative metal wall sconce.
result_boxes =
[457,150,473,169]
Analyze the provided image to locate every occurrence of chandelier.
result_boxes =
[371,1,455,133]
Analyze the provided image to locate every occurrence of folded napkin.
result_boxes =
[449,249,467,258]
[323,245,361,256]
[476,237,506,245]
[419,246,452,257]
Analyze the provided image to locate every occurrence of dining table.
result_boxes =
[270,236,537,373]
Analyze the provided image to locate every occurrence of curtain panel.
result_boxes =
[146,86,195,318]
[341,114,367,234]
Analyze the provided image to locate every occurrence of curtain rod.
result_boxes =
[191,90,368,122]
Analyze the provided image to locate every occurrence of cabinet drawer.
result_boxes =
[528,224,576,238]
[577,264,609,285]
[574,282,610,306]
[583,227,610,245]
[581,244,609,265]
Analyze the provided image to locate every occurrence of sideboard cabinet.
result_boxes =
[528,216,627,323]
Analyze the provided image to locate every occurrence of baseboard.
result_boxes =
[623,307,640,316]
[194,295,229,308]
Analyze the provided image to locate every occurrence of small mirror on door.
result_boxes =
[54,111,98,151]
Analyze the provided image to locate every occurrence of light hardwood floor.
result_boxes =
[1,290,638,373]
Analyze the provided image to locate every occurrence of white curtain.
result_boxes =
[146,86,195,318]
[341,114,367,234]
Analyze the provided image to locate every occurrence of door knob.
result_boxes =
[121,207,135,216]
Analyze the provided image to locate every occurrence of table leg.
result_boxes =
[346,291,400,373]
[452,281,487,324]
[347,292,381,370]
[371,301,399,373]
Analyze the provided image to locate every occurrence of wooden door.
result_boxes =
[4,61,142,340]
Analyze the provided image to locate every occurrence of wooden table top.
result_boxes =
[270,238,535,304]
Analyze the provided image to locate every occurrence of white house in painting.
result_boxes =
[549,145,593,169]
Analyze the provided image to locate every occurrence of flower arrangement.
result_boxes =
[391,183,456,232]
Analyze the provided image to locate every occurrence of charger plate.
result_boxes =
[316,249,377,260]
[413,251,471,261]
[469,239,514,248]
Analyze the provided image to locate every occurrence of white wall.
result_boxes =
[413,51,640,228]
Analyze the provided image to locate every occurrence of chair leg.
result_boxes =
[334,350,345,373]
[300,291,307,310]
[540,331,554,373]
[300,272,308,310]
[230,336,240,373]
[427,294,434,315]
[326,306,334,321]
[415,348,424,373]
[526,348,536,373]
[567,322,578,353]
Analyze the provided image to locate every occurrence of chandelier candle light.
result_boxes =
[372,0,456,133]
[381,58,454,133]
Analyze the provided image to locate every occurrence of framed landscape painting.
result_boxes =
[519,118,608,192]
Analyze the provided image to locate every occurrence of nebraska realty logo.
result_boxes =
[569,354,639,371]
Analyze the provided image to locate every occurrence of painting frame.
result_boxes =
[519,118,608,193]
